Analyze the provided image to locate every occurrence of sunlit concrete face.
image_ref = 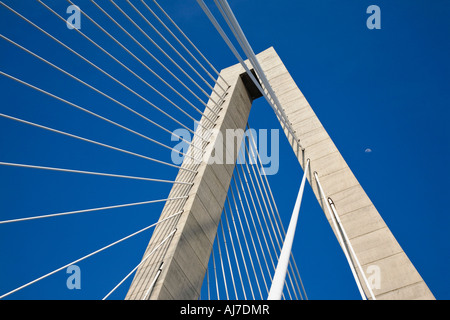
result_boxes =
[126,47,434,300]
[259,47,434,300]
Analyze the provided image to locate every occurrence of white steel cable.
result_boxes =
[0,211,182,299]
[108,0,223,109]
[0,162,193,185]
[313,172,368,300]
[234,164,270,295]
[0,196,188,225]
[240,147,278,271]
[238,143,291,299]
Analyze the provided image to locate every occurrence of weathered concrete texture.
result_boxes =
[126,62,255,300]
[256,47,434,300]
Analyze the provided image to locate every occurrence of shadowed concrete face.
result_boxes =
[126,47,434,300]
[257,47,434,300]
[126,61,257,300]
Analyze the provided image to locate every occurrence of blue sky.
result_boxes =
[0,0,448,300]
